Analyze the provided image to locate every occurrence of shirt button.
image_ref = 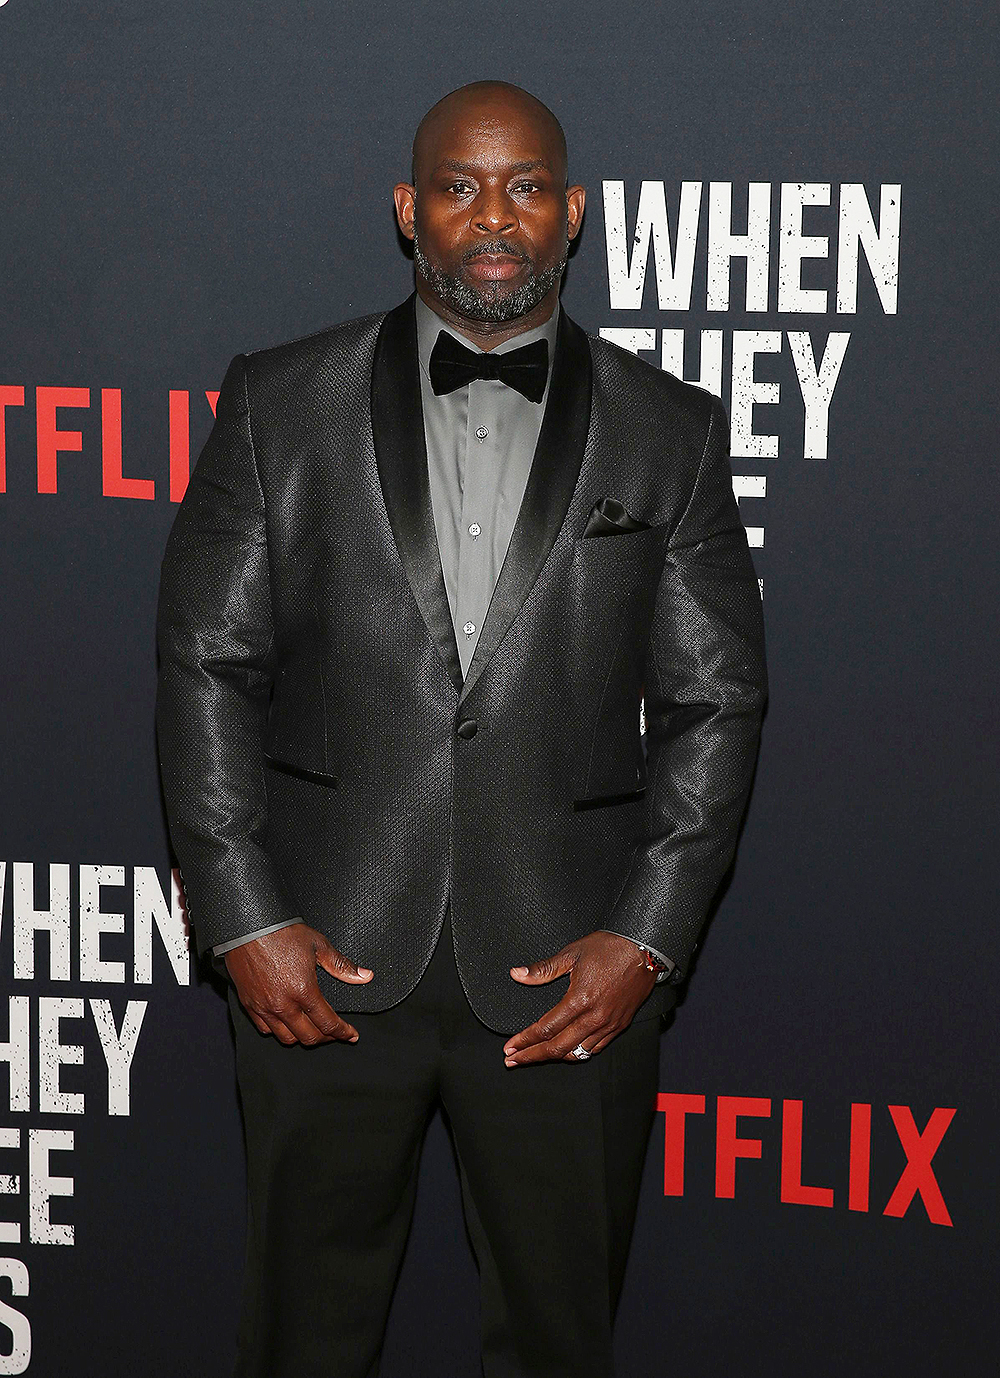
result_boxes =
[476,426,489,441]
[469,522,481,537]
[463,621,476,636]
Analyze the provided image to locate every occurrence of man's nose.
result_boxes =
[473,188,518,235]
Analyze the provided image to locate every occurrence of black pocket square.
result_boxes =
[582,496,651,538]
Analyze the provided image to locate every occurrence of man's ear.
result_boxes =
[566,184,586,241]
[393,184,416,241]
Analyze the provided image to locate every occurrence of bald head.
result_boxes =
[410,81,568,190]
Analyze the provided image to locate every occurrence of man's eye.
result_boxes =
[448,182,474,194]
[513,182,540,193]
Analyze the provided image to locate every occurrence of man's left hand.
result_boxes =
[503,931,657,1066]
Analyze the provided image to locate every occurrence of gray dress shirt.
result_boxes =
[213,295,674,981]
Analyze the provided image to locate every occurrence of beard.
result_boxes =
[412,225,568,323]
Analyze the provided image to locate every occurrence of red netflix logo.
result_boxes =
[0,384,220,500]
[657,1094,956,1226]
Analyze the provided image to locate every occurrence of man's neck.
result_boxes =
[415,282,559,352]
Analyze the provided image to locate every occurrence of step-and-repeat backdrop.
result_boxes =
[1,3,995,1374]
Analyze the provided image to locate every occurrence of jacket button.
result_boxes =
[456,719,478,739]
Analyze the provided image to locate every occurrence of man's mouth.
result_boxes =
[464,250,527,282]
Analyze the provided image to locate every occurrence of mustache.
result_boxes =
[463,240,527,263]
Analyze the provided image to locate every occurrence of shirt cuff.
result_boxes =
[599,930,677,983]
[212,918,304,956]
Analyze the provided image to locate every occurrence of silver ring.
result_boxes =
[571,1043,592,1061]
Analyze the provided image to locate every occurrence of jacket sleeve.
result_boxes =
[155,352,300,958]
[603,392,768,983]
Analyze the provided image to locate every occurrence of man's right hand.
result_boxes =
[224,924,373,1047]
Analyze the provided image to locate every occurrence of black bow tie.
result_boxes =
[428,331,549,404]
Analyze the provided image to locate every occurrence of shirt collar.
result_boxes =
[415,291,560,385]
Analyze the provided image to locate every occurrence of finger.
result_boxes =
[505,1017,607,1067]
[261,1012,299,1045]
[562,1030,614,1062]
[590,1031,619,1056]
[280,1004,340,1048]
[300,989,359,1043]
[510,946,576,985]
[232,986,273,1036]
[316,939,374,984]
[503,994,584,1054]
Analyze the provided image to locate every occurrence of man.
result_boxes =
[156,80,766,1378]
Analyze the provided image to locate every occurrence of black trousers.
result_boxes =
[226,904,661,1378]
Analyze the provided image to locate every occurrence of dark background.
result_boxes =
[1,2,996,1374]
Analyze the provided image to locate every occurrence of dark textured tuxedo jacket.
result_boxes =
[155,292,767,1032]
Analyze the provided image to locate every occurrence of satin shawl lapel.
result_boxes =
[371,294,464,695]
[459,303,592,706]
